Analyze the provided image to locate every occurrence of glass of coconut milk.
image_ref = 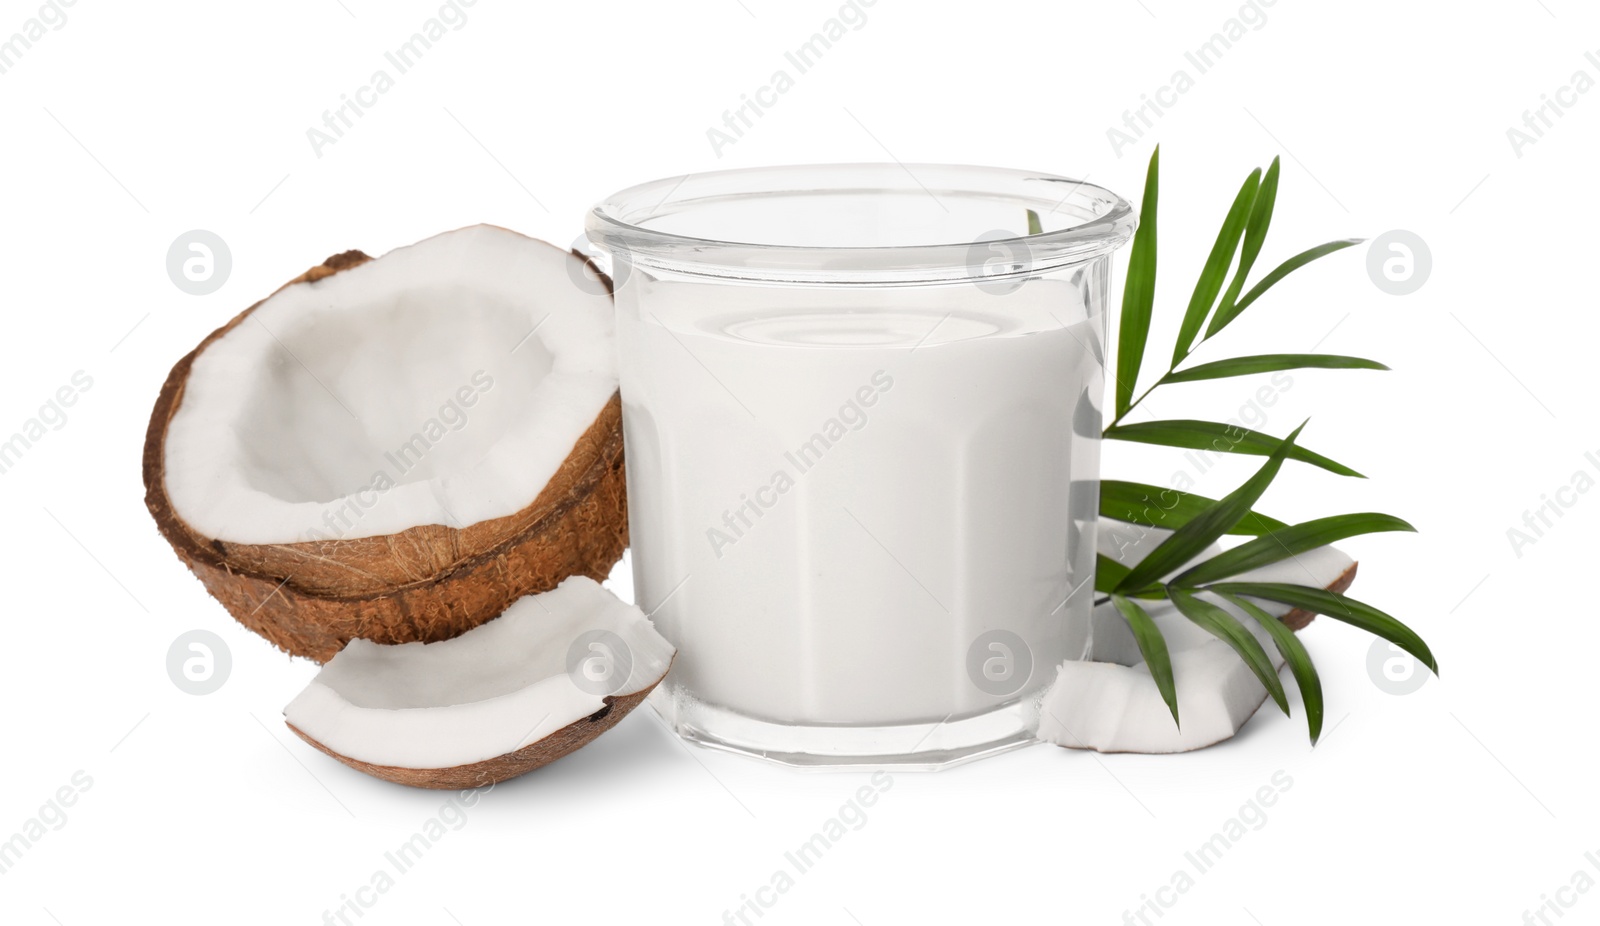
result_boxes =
[587,164,1134,768]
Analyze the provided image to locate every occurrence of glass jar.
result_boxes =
[587,164,1134,767]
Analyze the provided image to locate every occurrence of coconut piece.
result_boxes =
[1037,523,1356,754]
[284,576,674,789]
[143,226,628,662]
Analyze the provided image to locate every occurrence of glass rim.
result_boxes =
[586,163,1136,285]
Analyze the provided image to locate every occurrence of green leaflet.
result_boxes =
[1104,419,1363,478]
[1163,353,1388,384]
[1099,480,1289,536]
[1113,594,1180,728]
[1169,588,1289,715]
[1207,582,1438,675]
[1172,168,1261,366]
[1219,591,1323,743]
[1174,513,1415,586]
[1115,147,1161,418]
[1220,238,1363,327]
[1207,156,1280,339]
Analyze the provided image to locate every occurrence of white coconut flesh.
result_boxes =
[1037,522,1356,754]
[284,577,674,769]
[162,225,617,544]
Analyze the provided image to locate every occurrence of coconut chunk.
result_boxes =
[285,577,674,788]
[1037,523,1357,754]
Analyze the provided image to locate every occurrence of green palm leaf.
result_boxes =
[1100,480,1288,536]
[1218,591,1323,742]
[1163,353,1388,384]
[1084,153,1437,747]
[1113,422,1305,595]
[1112,594,1180,728]
[1094,560,1169,600]
[1207,582,1438,675]
[1172,168,1261,366]
[1169,588,1289,714]
[1104,419,1363,477]
[1115,148,1161,418]
[1212,238,1362,331]
[1094,554,1130,594]
[1207,157,1280,338]
[1174,513,1416,585]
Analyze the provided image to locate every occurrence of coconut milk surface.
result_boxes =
[618,296,1100,726]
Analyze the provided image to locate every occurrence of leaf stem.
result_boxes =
[1105,323,1231,431]
[1104,366,1180,431]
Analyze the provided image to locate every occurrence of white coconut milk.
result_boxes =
[617,287,1102,727]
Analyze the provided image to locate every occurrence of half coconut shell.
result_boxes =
[143,228,627,662]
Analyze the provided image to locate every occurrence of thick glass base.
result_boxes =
[648,685,1042,770]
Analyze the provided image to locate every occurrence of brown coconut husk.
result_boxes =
[1277,561,1356,631]
[142,247,628,663]
[285,662,669,789]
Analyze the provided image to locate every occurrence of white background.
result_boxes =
[2,0,1593,923]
